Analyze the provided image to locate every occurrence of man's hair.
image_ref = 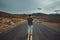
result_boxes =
[29,15,31,17]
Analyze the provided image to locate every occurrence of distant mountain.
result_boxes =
[0,11,11,15]
[32,12,47,16]
[32,13,60,22]
[48,14,60,16]
[0,11,27,18]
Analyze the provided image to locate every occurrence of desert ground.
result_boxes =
[0,17,27,33]
[0,11,60,33]
[36,17,60,29]
[0,16,60,33]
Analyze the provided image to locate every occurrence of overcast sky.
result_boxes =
[0,0,60,14]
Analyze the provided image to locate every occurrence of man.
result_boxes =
[27,15,33,26]
[27,15,33,40]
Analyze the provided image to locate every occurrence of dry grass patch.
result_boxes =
[0,17,26,33]
[42,22,60,28]
[35,18,60,29]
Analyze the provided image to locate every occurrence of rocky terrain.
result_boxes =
[32,13,60,29]
[0,11,60,33]
[0,11,27,33]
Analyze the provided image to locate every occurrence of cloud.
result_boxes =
[0,0,60,14]
[0,1,6,9]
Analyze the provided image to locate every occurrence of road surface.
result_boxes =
[0,22,60,40]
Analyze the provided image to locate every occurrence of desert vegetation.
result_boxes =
[32,13,60,29]
[36,17,60,29]
[0,11,27,33]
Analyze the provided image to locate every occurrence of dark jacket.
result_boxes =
[27,18,33,25]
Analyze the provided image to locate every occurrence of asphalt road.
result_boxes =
[0,22,60,40]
